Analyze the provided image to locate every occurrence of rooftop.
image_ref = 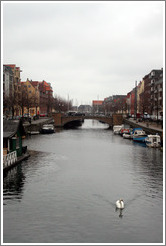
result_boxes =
[3,119,26,138]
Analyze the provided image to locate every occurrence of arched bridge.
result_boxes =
[52,113,123,128]
[63,115,113,127]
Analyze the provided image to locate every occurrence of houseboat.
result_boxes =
[3,119,29,172]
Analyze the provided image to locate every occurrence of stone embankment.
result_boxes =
[23,117,54,134]
[124,118,163,136]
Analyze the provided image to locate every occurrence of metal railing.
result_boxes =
[3,151,17,169]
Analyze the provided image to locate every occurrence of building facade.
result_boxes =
[92,100,104,114]
[4,64,22,116]
[149,69,163,119]
[3,65,14,115]
[21,79,40,116]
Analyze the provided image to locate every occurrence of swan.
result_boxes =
[116,199,124,209]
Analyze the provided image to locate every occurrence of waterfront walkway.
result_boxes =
[124,118,163,136]
[23,117,54,133]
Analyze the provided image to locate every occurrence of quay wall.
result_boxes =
[23,118,54,133]
[124,119,163,137]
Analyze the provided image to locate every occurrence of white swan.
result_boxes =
[116,199,124,209]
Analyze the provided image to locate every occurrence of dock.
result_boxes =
[3,151,30,175]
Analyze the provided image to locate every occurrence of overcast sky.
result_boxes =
[2,1,164,105]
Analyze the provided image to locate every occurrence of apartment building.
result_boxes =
[3,64,22,116]
[141,69,163,117]
[21,79,40,116]
[3,65,14,115]
[149,69,163,118]
[28,80,53,115]
[92,100,104,114]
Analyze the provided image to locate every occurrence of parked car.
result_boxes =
[75,112,85,116]
[40,113,48,117]
[67,111,76,116]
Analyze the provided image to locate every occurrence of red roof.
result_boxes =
[46,87,53,91]
[30,81,39,87]
[92,100,103,105]
[42,80,49,87]
[4,64,16,68]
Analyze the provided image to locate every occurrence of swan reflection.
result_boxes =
[115,207,124,218]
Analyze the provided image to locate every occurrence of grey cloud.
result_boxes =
[3,1,164,104]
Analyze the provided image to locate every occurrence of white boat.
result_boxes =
[120,128,130,136]
[40,124,55,134]
[145,134,161,147]
[123,132,133,139]
[113,125,124,134]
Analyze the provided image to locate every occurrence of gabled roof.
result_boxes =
[3,119,26,139]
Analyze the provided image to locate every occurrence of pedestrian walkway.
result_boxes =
[23,117,53,127]
[124,118,163,136]
[133,120,163,131]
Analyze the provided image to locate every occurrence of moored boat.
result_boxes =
[40,124,55,134]
[120,128,130,136]
[145,134,161,147]
[132,128,147,143]
[123,132,133,139]
[113,125,124,134]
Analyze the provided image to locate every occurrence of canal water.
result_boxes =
[3,120,163,244]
